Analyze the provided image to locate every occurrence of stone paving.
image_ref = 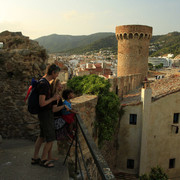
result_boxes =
[114,172,138,180]
[0,139,69,180]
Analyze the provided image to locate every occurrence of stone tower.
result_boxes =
[115,25,152,80]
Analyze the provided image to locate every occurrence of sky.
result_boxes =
[0,0,180,39]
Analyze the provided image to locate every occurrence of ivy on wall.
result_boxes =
[67,74,120,145]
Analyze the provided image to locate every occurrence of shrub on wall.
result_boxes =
[67,74,120,145]
[140,166,168,180]
[96,92,120,143]
[67,76,84,95]
[67,74,110,95]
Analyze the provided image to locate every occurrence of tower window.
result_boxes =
[120,34,123,40]
[130,114,137,125]
[173,113,179,124]
[139,33,143,39]
[134,33,138,38]
[127,159,134,169]
[124,33,128,39]
[129,33,133,39]
[169,158,175,169]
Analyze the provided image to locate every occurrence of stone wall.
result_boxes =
[72,95,99,179]
[0,31,48,139]
[109,73,142,98]
[71,95,98,140]
[58,95,99,179]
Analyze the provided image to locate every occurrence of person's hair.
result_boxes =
[46,63,61,75]
[51,78,61,96]
[62,89,73,100]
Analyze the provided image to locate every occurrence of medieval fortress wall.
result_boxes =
[0,31,48,138]
[109,73,142,97]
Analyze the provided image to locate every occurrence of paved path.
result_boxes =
[0,139,69,180]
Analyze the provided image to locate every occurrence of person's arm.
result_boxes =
[69,109,77,114]
[52,104,65,112]
[39,94,59,107]
[64,101,77,114]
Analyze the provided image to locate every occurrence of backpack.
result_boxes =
[26,78,46,114]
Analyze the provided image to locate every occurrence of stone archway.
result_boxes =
[0,42,3,49]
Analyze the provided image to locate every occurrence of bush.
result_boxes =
[67,74,120,145]
[96,92,120,143]
[139,166,168,180]
[67,74,110,95]
[67,76,84,95]
[148,63,153,70]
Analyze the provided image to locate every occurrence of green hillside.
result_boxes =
[35,31,180,57]
[63,35,117,55]
[67,31,180,56]
[149,32,180,57]
[35,32,114,53]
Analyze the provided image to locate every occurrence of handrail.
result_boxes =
[63,114,115,180]
[63,113,115,179]
[76,114,115,180]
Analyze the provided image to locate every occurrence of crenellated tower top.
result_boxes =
[116,25,152,41]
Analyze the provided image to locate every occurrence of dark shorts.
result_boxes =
[38,110,56,142]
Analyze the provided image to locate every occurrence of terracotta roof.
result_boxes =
[151,74,180,99]
[148,70,165,78]
[174,54,180,60]
[54,60,68,70]
[94,63,101,68]
[121,74,180,106]
[121,89,141,106]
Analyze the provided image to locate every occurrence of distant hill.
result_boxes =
[35,32,114,53]
[63,35,117,55]
[35,31,180,57]
[149,32,180,57]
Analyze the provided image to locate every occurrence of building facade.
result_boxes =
[117,78,180,178]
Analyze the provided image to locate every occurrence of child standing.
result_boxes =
[61,89,77,139]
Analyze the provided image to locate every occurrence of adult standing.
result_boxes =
[31,63,60,168]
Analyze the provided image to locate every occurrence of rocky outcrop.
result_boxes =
[0,31,48,139]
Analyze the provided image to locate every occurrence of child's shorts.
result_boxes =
[62,113,75,124]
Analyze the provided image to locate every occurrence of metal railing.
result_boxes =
[63,114,115,180]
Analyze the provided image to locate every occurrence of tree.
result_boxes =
[67,74,120,145]
[148,63,153,70]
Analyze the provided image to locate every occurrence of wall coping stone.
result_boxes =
[71,94,98,105]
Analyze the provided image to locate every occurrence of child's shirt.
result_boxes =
[61,100,72,115]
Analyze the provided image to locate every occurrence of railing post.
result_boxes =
[75,118,78,174]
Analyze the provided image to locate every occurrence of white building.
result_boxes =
[148,57,172,67]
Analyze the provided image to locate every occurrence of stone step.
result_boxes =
[0,139,69,180]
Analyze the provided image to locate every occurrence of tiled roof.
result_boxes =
[174,54,180,60]
[121,89,141,106]
[121,74,180,106]
[148,70,165,78]
[151,74,180,99]
[94,63,101,68]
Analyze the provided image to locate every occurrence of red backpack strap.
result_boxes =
[24,85,32,102]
